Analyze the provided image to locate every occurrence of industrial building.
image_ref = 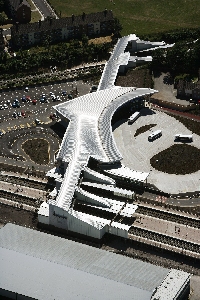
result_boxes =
[0,223,191,300]
[38,34,174,240]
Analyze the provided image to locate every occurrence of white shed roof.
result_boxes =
[0,223,176,300]
[103,164,149,182]
[152,269,190,300]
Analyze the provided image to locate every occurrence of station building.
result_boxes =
[38,34,174,241]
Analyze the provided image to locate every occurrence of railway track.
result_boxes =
[129,226,200,254]
[0,174,51,191]
[136,205,200,229]
[0,190,41,208]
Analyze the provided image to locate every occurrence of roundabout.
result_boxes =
[0,126,60,170]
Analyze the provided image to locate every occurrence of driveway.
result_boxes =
[152,72,189,106]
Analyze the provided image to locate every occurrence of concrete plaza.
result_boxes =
[113,108,200,194]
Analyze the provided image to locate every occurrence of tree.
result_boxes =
[112,18,122,38]
[82,34,89,47]
[0,0,4,12]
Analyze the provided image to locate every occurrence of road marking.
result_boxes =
[0,129,6,134]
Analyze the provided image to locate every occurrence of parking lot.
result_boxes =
[0,80,92,133]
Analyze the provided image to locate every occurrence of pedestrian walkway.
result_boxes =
[0,181,46,200]
[133,215,200,244]
[152,104,200,122]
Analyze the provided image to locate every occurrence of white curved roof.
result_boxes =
[50,34,173,221]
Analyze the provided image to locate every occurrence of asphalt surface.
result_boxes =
[32,0,57,18]
[152,72,189,106]
[0,80,91,133]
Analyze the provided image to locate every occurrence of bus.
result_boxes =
[128,111,140,124]
[174,134,193,142]
[148,130,162,141]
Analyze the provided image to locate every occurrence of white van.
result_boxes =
[148,130,162,141]
[128,111,140,124]
[174,134,193,142]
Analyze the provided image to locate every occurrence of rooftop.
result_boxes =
[11,10,114,35]
[0,223,175,300]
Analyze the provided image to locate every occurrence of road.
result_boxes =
[152,72,189,106]
[32,0,58,18]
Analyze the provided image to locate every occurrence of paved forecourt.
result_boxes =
[113,107,200,194]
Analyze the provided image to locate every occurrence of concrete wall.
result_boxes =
[110,226,128,238]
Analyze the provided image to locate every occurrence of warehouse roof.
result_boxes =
[103,163,149,182]
[0,224,173,300]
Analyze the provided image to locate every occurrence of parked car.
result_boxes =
[3,104,8,109]
[17,112,21,117]
[22,95,26,102]
[57,96,61,101]
[35,118,41,125]
[90,85,98,93]
[40,98,45,103]
[26,96,31,102]
[21,110,25,116]
[68,94,73,99]
[0,105,3,110]
[13,99,20,107]
[13,112,17,118]
[0,131,3,137]
[25,87,28,92]
[62,91,67,96]
[49,114,55,121]
[32,99,37,105]
[7,100,11,105]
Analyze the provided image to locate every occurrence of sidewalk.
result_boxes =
[152,104,200,122]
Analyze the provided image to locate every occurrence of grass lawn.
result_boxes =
[31,11,42,23]
[134,124,156,137]
[26,0,36,10]
[22,138,49,165]
[150,144,200,175]
[48,0,200,36]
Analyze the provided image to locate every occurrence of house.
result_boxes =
[6,0,31,23]
[11,10,114,49]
